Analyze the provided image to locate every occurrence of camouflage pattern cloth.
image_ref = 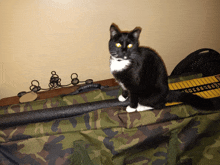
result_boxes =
[1,74,220,165]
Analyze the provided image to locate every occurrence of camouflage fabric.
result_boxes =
[1,74,220,165]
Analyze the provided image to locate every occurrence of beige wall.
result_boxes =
[1,0,220,98]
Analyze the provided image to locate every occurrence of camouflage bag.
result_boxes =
[1,74,220,165]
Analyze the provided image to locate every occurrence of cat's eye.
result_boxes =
[127,44,133,48]
[115,43,121,48]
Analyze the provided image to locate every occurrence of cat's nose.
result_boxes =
[122,51,127,55]
[122,47,127,52]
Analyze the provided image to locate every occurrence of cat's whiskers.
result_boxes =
[110,52,118,57]
[131,53,138,59]
[110,55,123,61]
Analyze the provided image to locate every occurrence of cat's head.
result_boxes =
[109,24,141,60]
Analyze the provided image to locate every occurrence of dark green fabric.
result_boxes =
[1,74,220,165]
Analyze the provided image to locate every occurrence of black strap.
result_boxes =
[61,83,104,97]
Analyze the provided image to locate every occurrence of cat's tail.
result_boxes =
[166,90,220,110]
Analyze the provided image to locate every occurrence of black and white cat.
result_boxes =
[109,24,219,112]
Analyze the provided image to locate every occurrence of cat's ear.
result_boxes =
[110,24,120,38]
[131,27,141,39]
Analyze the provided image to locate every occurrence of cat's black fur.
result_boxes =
[109,24,220,111]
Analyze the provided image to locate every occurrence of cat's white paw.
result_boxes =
[126,106,136,113]
[118,95,128,102]
[137,103,153,112]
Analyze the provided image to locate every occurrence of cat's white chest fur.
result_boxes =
[110,56,131,73]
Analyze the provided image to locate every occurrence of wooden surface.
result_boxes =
[0,78,118,107]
